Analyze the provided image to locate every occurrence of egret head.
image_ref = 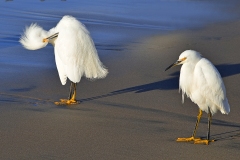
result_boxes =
[20,23,49,50]
[165,50,201,71]
[42,32,59,45]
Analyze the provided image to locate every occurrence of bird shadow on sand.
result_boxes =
[207,118,240,141]
[80,71,179,102]
[81,63,240,102]
[212,128,240,141]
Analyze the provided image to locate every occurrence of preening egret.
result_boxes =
[20,15,108,105]
[165,50,230,145]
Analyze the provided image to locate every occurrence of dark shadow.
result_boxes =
[210,119,240,141]
[212,129,240,141]
[0,99,19,103]
[216,63,240,78]
[80,71,179,102]
[10,85,37,92]
[212,119,240,128]
[111,75,179,94]
[81,63,240,102]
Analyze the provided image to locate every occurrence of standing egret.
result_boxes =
[165,50,230,145]
[20,15,108,105]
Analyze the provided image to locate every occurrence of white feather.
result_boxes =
[54,15,108,84]
[19,23,48,50]
[179,50,230,115]
[20,15,108,85]
[54,49,67,85]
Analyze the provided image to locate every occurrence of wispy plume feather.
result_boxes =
[19,23,48,50]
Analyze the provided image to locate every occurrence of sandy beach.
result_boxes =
[1,1,240,160]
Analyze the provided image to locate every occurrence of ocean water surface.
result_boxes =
[0,0,240,67]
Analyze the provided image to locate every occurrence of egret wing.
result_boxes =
[54,48,67,85]
[54,16,108,83]
[55,28,83,83]
[194,58,230,114]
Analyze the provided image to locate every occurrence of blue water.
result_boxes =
[1,0,240,45]
[0,0,240,67]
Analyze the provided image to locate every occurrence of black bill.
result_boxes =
[46,32,59,40]
[165,61,180,71]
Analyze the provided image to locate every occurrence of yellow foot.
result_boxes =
[177,136,214,145]
[54,99,79,105]
[177,136,203,142]
[194,139,214,145]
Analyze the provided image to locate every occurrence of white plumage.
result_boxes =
[19,15,108,105]
[20,24,48,50]
[52,16,108,85]
[165,50,230,145]
[178,50,230,115]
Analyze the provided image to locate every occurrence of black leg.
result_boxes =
[193,108,214,145]
[68,82,74,100]
[207,107,212,140]
[69,83,77,101]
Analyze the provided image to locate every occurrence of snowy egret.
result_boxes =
[20,15,108,105]
[165,50,230,145]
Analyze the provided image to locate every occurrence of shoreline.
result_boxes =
[1,19,240,159]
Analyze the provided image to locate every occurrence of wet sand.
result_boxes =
[0,19,240,159]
